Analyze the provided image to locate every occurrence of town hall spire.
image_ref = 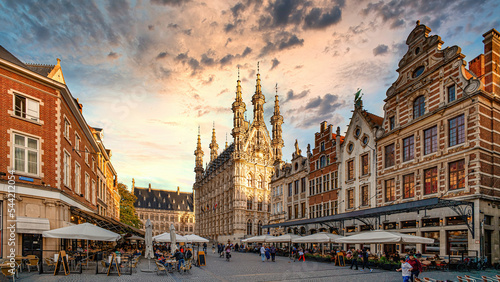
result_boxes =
[209,122,219,162]
[271,83,284,164]
[252,62,265,126]
[194,126,204,180]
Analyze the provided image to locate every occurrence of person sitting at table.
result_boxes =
[133,249,141,257]
[154,249,161,259]
[77,244,83,253]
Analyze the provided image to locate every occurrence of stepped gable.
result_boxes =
[134,186,193,212]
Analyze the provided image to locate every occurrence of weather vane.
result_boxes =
[354,88,363,108]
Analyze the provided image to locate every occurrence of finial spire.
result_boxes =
[238,67,240,80]
[257,61,260,74]
[275,83,278,96]
[225,133,228,149]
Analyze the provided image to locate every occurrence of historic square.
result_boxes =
[0,0,500,281]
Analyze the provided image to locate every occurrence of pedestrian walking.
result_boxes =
[361,248,372,272]
[265,247,270,261]
[397,258,413,282]
[407,255,422,282]
[298,248,305,261]
[203,242,207,252]
[349,249,359,270]
[260,245,266,262]
[292,246,297,261]
[212,243,215,254]
[270,245,276,262]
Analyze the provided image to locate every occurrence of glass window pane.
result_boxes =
[15,148,25,172]
[15,135,25,146]
[28,151,37,174]
[27,138,37,149]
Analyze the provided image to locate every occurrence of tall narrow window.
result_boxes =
[63,151,71,187]
[424,167,438,195]
[389,116,395,130]
[301,203,306,218]
[13,134,39,174]
[385,179,395,202]
[75,134,81,152]
[320,156,326,168]
[258,199,263,211]
[424,126,437,155]
[309,180,314,195]
[449,160,465,190]
[294,180,299,194]
[294,204,298,219]
[361,185,369,207]
[74,162,81,194]
[64,119,70,139]
[246,220,252,235]
[301,177,306,193]
[347,160,354,180]
[403,174,415,198]
[449,115,465,147]
[85,173,90,201]
[413,96,425,118]
[347,189,354,209]
[324,174,329,191]
[361,154,369,175]
[288,206,292,220]
[320,142,325,152]
[332,171,338,189]
[403,136,414,162]
[288,183,292,197]
[92,180,96,204]
[447,85,456,102]
[247,197,253,210]
[385,144,395,168]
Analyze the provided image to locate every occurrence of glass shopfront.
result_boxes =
[422,231,440,254]
[447,230,468,255]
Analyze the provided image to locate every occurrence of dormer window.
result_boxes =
[413,66,424,78]
[413,96,425,119]
[320,142,325,152]
[447,85,456,102]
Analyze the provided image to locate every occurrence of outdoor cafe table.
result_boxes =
[165,259,177,272]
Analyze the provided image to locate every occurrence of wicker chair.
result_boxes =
[1,266,16,281]
[44,258,56,271]
[155,261,167,276]
[26,255,39,273]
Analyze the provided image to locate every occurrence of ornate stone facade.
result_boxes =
[193,69,284,243]
[133,181,194,236]
[269,140,309,235]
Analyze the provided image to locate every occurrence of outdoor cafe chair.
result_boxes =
[0,266,17,281]
[26,255,39,273]
[44,258,56,271]
[155,261,167,276]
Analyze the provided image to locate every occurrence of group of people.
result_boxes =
[347,248,372,272]
[259,245,277,262]
[155,245,193,272]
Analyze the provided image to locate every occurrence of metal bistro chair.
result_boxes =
[155,261,168,276]
[26,255,39,273]
[44,258,56,272]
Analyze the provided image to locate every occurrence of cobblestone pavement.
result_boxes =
[17,252,500,281]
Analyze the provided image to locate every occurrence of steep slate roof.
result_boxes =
[134,187,193,212]
[203,143,234,178]
[0,45,27,68]
[25,63,55,76]
[361,110,384,127]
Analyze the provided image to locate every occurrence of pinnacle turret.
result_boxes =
[194,126,204,179]
[209,122,219,162]
[252,62,265,125]
[271,83,284,165]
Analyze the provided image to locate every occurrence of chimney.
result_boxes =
[482,28,500,96]
[320,121,327,132]
[335,126,341,161]
[148,183,151,192]
[131,178,135,194]
[177,186,180,195]
[468,54,484,79]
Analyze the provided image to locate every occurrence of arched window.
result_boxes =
[246,220,253,235]
[257,221,263,235]
[413,96,425,118]
[257,176,263,189]
[257,199,263,211]
[247,174,253,187]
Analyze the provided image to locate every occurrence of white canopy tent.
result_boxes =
[335,230,434,244]
[241,235,275,243]
[153,232,188,243]
[42,222,121,241]
[185,234,209,243]
[292,232,344,243]
[266,234,302,243]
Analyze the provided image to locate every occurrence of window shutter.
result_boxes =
[27,99,39,121]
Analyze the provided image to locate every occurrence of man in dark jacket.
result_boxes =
[349,248,359,270]
[174,249,185,271]
[270,245,276,262]
[361,248,372,272]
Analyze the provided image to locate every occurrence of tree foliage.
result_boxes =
[118,182,142,229]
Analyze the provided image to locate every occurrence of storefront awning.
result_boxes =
[262,198,474,236]
[16,217,50,234]
[70,207,144,237]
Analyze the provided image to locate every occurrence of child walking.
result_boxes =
[396,258,413,282]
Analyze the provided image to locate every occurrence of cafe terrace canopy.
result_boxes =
[185,234,209,243]
[241,235,275,243]
[293,232,344,243]
[335,230,434,244]
[153,232,188,243]
[265,234,302,243]
[42,222,121,241]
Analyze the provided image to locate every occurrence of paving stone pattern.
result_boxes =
[18,252,499,281]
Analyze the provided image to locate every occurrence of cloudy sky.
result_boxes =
[1,0,498,192]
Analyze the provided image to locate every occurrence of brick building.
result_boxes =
[376,23,500,259]
[133,181,194,236]
[0,46,135,259]
[307,121,343,233]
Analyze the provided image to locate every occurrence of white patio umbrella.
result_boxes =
[153,232,188,243]
[185,234,209,243]
[265,234,302,243]
[335,230,434,244]
[170,224,178,255]
[241,235,275,243]
[142,219,154,272]
[42,222,121,267]
[293,232,344,243]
